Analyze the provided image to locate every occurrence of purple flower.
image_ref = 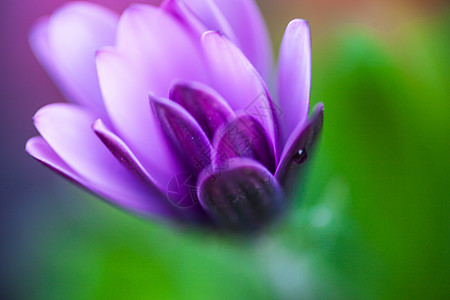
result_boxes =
[26,0,323,233]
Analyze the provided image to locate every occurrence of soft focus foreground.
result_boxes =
[1,1,449,300]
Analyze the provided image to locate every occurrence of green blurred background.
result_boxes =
[0,0,448,299]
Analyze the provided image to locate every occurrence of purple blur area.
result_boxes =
[0,1,158,297]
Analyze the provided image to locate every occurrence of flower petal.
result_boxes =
[275,103,324,188]
[96,48,181,187]
[277,19,311,143]
[182,0,273,80]
[26,134,177,220]
[96,5,208,186]
[115,4,207,83]
[202,31,280,156]
[32,103,172,211]
[162,0,206,36]
[162,0,215,37]
[26,136,84,185]
[150,95,212,174]
[93,119,208,223]
[178,0,238,41]
[213,0,273,81]
[34,104,118,183]
[92,119,164,191]
[169,80,234,140]
[29,2,119,117]
[213,113,276,173]
[197,158,284,232]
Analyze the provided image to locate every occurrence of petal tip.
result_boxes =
[95,46,116,62]
[25,136,41,155]
[313,102,325,115]
[168,79,191,98]
[91,118,104,132]
[28,16,50,43]
[201,30,222,41]
[149,94,172,118]
[288,18,310,28]
[149,93,164,106]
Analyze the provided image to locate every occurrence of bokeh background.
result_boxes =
[1,0,448,299]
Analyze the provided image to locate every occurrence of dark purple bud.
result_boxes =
[197,158,284,233]
[213,113,276,173]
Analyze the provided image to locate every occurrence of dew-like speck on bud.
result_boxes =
[293,149,308,165]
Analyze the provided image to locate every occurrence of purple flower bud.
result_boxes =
[26,0,324,233]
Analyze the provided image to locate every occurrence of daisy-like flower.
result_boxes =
[26,0,323,233]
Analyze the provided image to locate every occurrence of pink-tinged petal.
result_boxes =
[213,113,275,173]
[277,19,311,143]
[169,80,234,140]
[96,5,208,186]
[202,31,280,157]
[29,2,119,117]
[197,158,284,233]
[275,103,324,189]
[26,136,178,220]
[150,95,212,174]
[182,0,273,80]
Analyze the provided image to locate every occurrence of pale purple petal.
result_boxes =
[26,135,177,219]
[162,0,214,37]
[182,0,273,80]
[33,103,170,199]
[115,4,207,80]
[275,103,324,188]
[179,0,238,41]
[96,48,181,187]
[213,113,275,173]
[202,31,279,156]
[277,19,311,143]
[150,95,212,174]
[29,2,119,117]
[33,103,113,181]
[197,158,284,232]
[26,136,85,185]
[96,5,209,186]
[114,4,208,94]
[93,119,207,223]
[169,80,234,140]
